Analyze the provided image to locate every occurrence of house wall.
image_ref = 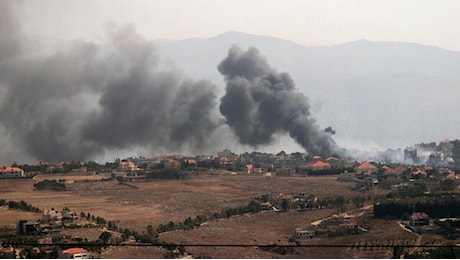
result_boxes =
[0,169,25,178]
[295,230,315,239]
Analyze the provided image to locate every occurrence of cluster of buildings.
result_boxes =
[18,207,79,237]
[7,207,93,259]
[125,149,341,176]
[334,158,460,192]
[375,139,460,167]
[0,245,91,259]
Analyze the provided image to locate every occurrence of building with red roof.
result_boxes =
[307,161,331,170]
[0,166,25,178]
[410,212,429,226]
[61,248,91,259]
[219,157,232,165]
[356,162,377,174]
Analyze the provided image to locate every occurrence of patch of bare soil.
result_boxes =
[0,207,41,227]
[60,228,107,242]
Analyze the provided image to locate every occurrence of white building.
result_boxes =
[0,167,25,178]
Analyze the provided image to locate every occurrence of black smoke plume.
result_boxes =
[218,45,334,157]
[0,2,338,163]
[0,2,220,162]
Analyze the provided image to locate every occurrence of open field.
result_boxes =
[1,171,457,258]
[0,207,42,228]
[0,172,358,231]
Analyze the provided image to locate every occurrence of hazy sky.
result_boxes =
[14,0,460,51]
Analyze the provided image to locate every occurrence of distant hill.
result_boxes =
[153,31,460,150]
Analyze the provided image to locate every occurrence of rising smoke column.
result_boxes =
[218,45,334,157]
[0,2,220,162]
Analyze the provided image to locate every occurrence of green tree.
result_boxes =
[147,224,155,236]
[281,199,290,212]
[335,196,346,212]
[99,231,112,244]
[440,179,457,191]
[248,200,262,212]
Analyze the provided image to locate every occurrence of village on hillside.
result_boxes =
[2,139,460,258]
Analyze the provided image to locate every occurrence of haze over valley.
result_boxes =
[2,1,460,164]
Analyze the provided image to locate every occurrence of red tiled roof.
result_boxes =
[385,166,407,175]
[1,166,23,172]
[357,162,377,170]
[411,170,427,175]
[445,173,457,179]
[186,159,197,164]
[63,248,87,255]
[1,247,14,253]
[411,212,428,218]
[308,161,331,168]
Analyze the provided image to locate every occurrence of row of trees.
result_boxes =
[374,196,460,219]
[297,166,353,176]
[33,179,66,190]
[0,199,40,212]
[156,200,263,233]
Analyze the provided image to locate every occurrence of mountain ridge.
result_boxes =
[21,31,460,151]
[152,31,460,151]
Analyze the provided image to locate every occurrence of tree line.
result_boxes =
[0,199,40,213]
[374,196,460,219]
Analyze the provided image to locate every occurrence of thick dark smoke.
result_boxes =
[81,37,219,152]
[0,2,21,61]
[0,2,337,163]
[218,45,334,157]
[0,2,220,162]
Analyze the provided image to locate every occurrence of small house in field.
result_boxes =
[307,161,331,171]
[60,248,91,259]
[18,220,39,235]
[410,169,427,179]
[219,157,232,166]
[410,212,429,226]
[0,166,25,178]
[356,162,377,174]
[184,159,197,166]
[355,177,377,191]
[294,229,315,240]
[246,164,262,174]
[119,161,140,171]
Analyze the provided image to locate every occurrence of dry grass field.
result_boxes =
[0,171,456,258]
[0,172,357,231]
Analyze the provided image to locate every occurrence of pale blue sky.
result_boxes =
[15,0,460,51]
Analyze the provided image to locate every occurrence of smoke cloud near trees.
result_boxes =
[0,2,336,163]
